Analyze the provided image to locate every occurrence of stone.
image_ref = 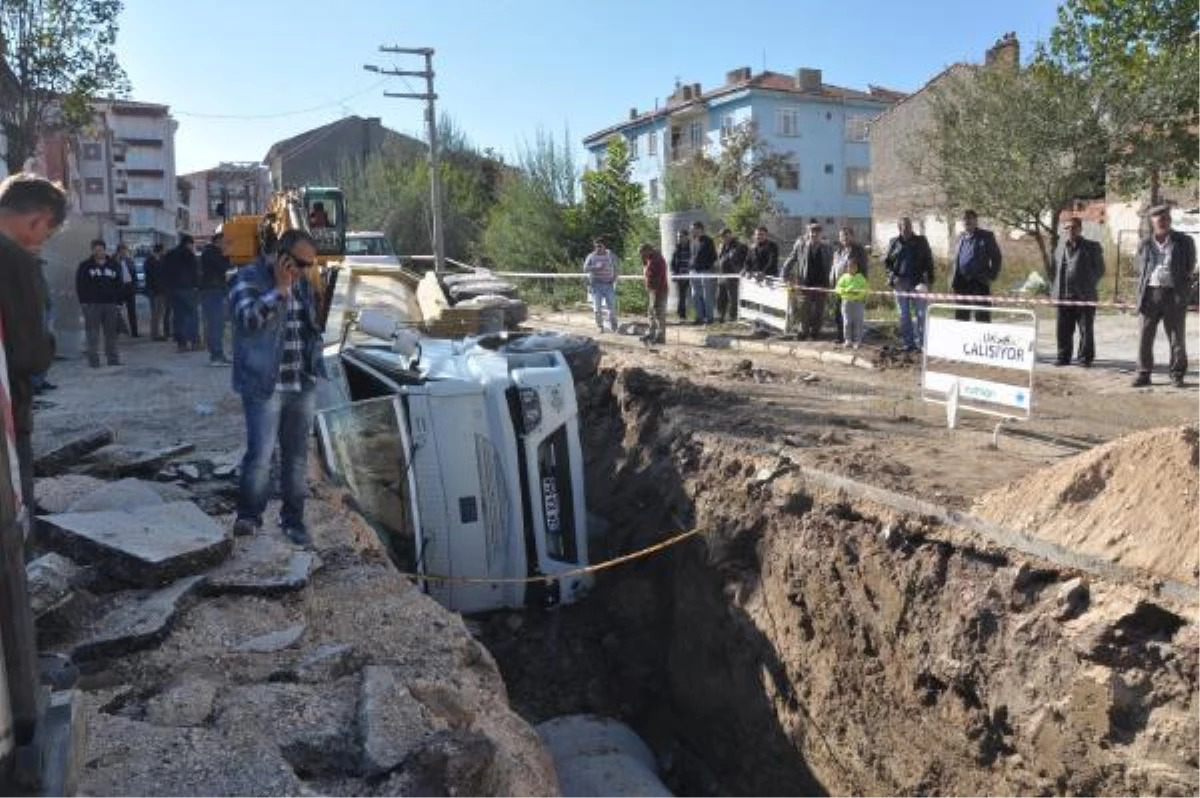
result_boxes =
[177,464,202,482]
[377,730,501,797]
[72,575,205,663]
[212,463,238,479]
[34,474,106,514]
[214,680,361,777]
[66,478,165,513]
[291,644,359,684]
[205,535,320,597]
[145,680,219,727]
[234,624,306,654]
[38,502,231,588]
[358,665,444,776]
[77,443,194,479]
[32,427,114,477]
[26,553,80,617]
[1057,576,1090,619]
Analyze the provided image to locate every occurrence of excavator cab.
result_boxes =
[299,187,346,261]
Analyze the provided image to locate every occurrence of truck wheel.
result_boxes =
[495,331,601,383]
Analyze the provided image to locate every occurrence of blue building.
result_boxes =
[583,67,904,241]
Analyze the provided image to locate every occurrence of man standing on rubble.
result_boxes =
[0,174,66,512]
[229,229,326,546]
[639,242,668,345]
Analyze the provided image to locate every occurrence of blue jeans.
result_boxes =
[894,281,927,349]
[237,386,316,530]
[171,288,199,347]
[200,288,227,360]
[590,281,617,331]
[691,273,716,322]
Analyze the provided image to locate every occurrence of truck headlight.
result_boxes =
[519,388,542,431]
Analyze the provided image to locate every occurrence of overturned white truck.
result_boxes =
[318,313,600,614]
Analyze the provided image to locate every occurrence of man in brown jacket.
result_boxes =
[0,174,66,510]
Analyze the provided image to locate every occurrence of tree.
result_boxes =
[1042,0,1199,203]
[913,63,1106,275]
[0,0,129,174]
[577,136,644,259]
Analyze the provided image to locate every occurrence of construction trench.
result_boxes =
[455,364,1198,797]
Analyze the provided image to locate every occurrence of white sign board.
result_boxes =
[922,305,1037,423]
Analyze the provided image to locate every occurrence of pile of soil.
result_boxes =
[973,425,1199,583]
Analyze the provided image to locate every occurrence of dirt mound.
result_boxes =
[973,425,1199,583]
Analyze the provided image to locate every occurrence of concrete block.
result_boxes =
[72,575,205,662]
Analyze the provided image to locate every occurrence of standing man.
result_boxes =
[781,222,833,339]
[164,234,200,353]
[745,226,780,278]
[114,243,139,337]
[1052,217,1105,368]
[200,230,232,365]
[830,227,868,344]
[688,221,718,325]
[76,239,124,367]
[1132,205,1196,388]
[145,242,170,340]
[0,174,65,512]
[715,228,748,324]
[229,229,327,545]
[884,217,935,352]
[583,237,619,334]
[950,209,1002,322]
[669,229,691,321]
[639,242,668,345]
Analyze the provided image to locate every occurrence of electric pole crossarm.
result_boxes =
[379,46,434,55]
[383,92,437,100]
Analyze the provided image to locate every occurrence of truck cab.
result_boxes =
[317,325,594,614]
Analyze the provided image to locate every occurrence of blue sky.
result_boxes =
[118,0,1062,174]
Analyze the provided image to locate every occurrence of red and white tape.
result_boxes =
[0,308,22,508]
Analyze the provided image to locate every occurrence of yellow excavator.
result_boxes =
[219,186,347,331]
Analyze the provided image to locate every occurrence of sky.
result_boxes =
[117,0,1063,175]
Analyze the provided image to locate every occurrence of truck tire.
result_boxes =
[494,331,601,383]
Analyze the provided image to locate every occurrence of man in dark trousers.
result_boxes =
[884,217,935,352]
[688,221,718,325]
[76,239,125,367]
[0,174,65,512]
[639,242,669,345]
[164,234,200,352]
[781,222,833,339]
[1052,217,1105,368]
[145,242,170,340]
[950,209,1002,322]
[668,228,691,321]
[715,228,748,323]
[114,242,139,337]
[200,230,232,365]
[1132,205,1197,388]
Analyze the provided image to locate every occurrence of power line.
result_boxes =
[174,79,388,120]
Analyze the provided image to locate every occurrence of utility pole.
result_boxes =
[365,46,445,275]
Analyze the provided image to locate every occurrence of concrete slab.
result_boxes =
[66,478,165,513]
[358,665,443,776]
[77,442,194,479]
[204,535,320,597]
[33,427,114,476]
[38,502,231,588]
[35,475,189,515]
[233,624,306,654]
[72,575,205,663]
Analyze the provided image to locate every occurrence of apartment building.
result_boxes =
[181,162,273,240]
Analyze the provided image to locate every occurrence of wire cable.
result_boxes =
[174,79,388,120]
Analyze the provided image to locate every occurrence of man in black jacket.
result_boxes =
[715,228,748,323]
[1053,217,1105,368]
[145,242,170,340]
[781,222,833,339]
[114,243,139,337]
[76,239,125,367]
[1133,205,1197,387]
[950,209,1002,322]
[668,229,691,320]
[0,173,65,511]
[745,226,780,278]
[199,231,232,365]
[688,221,718,324]
[884,217,935,351]
[164,234,200,353]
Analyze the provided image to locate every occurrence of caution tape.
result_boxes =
[406,526,704,586]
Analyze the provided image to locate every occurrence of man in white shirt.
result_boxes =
[583,237,618,333]
[1133,205,1196,388]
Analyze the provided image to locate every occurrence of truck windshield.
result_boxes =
[537,424,578,564]
[346,236,396,257]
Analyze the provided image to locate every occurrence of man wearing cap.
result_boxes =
[1132,205,1196,388]
[200,229,232,365]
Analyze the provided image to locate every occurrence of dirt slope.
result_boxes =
[973,426,1199,584]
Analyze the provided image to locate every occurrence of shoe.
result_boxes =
[1131,373,1151,388]
[1171,375,1186,388]
[283,525,312,547]
[231,518,257,537]
[1079,360,1092,368]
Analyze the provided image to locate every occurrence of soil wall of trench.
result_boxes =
[481,365,1199,797]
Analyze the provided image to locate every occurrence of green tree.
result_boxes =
[914,62,1106,275]
[1042,0,1199,203]
[0,0,129,174]
[578,136,644,259]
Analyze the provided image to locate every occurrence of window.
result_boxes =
[846,115,871,142]
[824,164,834,174]
[82,142,102,161]
[777,107,800,137]
[720,114,736,140]
[112,142,128,162]
[84,177,105,195]
[628,133,639,159]
[688,120,704,149]
[648,129,658,157]
[649,178,659,203]
[777,162,800,191]
[845,167,869,195]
